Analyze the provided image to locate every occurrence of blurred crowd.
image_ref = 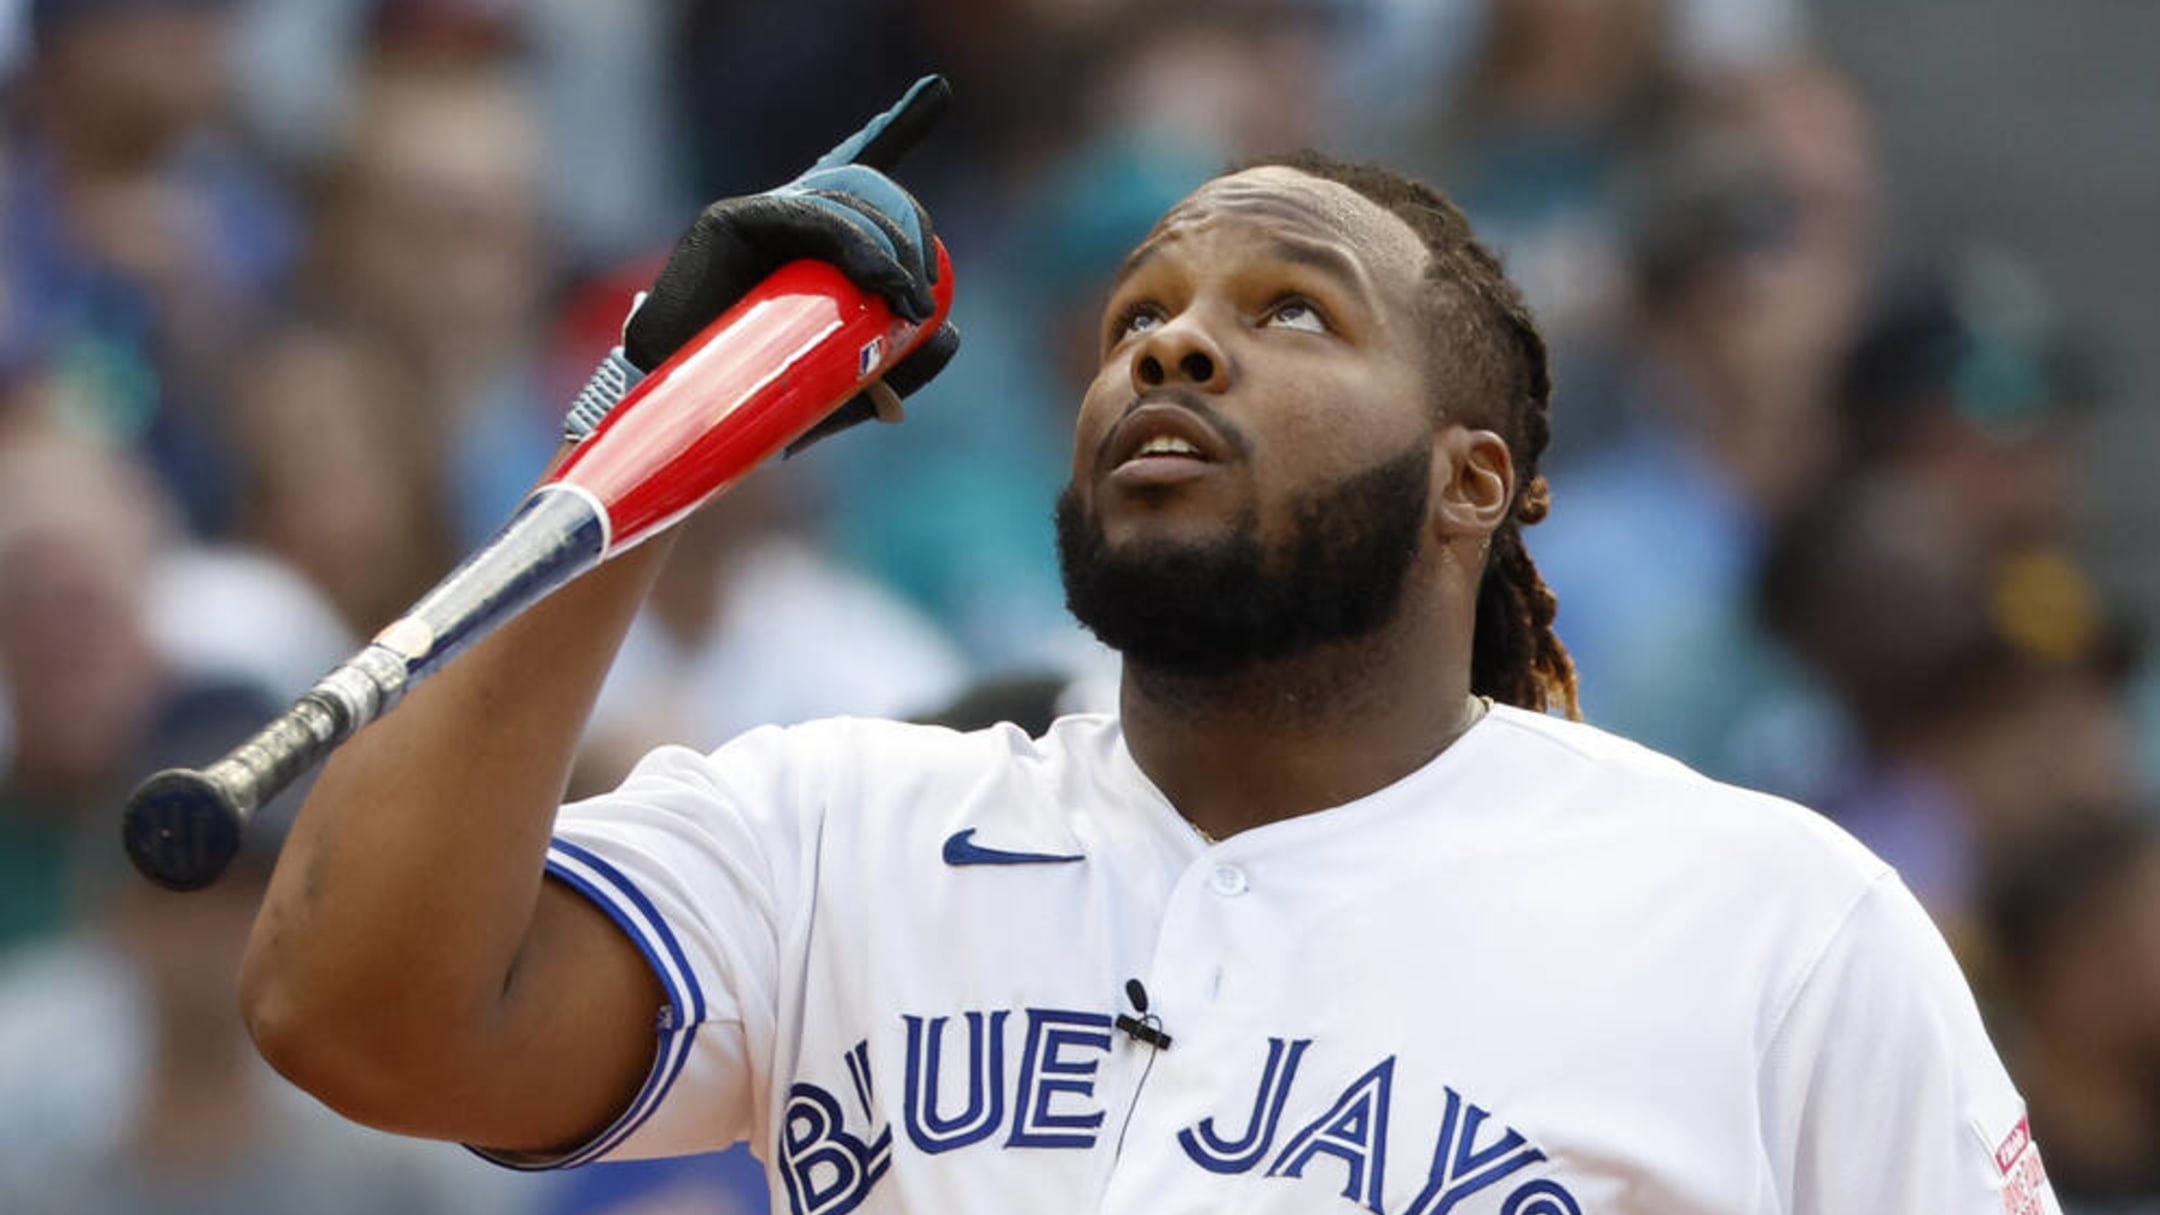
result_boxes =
[0,0,2153,1211]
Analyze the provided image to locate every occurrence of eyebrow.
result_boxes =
[1115,238,1165,284]
[1112,232,1372,301]
[1267,237,1367,295]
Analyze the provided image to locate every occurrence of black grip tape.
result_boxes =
[122,680,349,890]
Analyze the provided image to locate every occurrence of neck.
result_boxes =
[1120,580,1482,840]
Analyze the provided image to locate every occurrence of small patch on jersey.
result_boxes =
[859,335,886,377]
[1992,1116,2032,1176]
[2002,1145,2050,1215]
[1974,1113,2052,1215]
[941,828,1084,867]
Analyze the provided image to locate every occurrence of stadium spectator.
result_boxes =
[1531,64,1876,795]
[0,420,346,950]
[222,319,456,635]
[1760,471,2141,941]
[1417,0,1684,363]
[4,0,296,532]
[1834,257,2100,553]
[1755,254,2140,934]
[0,420,172,949]
[1982,809,2160,1210]
[0,733,531,1215]
[304,49,559,549]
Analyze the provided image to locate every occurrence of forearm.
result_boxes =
[240,467,676,1135]
[235,78,957,1150]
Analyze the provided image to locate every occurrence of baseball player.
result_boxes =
[239,81,2061,1214]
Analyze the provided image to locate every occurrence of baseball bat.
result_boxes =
[122,247,955,891]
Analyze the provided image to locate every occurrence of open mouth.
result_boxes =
[1126,433,1208,464]
[1105,402,1229,479]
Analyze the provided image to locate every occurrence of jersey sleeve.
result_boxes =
[1760,871,2063,1214]
[474,726,827,1171]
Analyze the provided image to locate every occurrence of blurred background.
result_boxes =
[0,0,2154,1210]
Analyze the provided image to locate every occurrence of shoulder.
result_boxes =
[1477,705,1892,901]
[724,710,1119,771]
[621,711,1125,809]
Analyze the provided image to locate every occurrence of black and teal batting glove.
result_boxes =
[567,75,960,452]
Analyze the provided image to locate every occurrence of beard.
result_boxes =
[1055,440,1432,678]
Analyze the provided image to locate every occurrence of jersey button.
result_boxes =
[1209,864,1249,897]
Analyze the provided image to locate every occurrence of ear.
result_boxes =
[1431,426,1514,540]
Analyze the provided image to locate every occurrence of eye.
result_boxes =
[1109,302,1166,346]
[1264,299,1328,334]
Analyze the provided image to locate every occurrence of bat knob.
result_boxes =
[123,768,245,891]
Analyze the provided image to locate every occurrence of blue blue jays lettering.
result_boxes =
[778,1005,1584,1215]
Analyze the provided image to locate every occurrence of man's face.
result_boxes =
[1056,167,1444,673]
[41,8,229,162]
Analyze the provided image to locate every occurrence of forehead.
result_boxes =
[1134,166,1429,282]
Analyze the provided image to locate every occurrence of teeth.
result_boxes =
[1136,435,1201,458]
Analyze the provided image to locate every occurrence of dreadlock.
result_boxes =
[1242,151,1581,718]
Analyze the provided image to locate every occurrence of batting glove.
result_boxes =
[566,75,960,453]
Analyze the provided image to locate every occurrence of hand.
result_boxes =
[614,76,960,454]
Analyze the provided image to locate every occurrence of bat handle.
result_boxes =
[122,645,410,890]
[121,487,607,891]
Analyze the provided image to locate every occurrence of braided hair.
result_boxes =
[1242,151,1581,718]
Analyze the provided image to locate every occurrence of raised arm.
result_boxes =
[237,78,957,1154]
[241,499,681,1150]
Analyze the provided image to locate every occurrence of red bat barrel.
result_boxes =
[122,246,955,891]
[553,244,957,555]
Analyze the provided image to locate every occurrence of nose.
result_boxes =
[1131,313,1230,395]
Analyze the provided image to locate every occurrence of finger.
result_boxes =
[851,75,951,172]
[780,322,959,458]
[810,75,952,174]
[866,381,906,424]
[719,195,931,321]
[778,188,901,263]
[782,396,877,457]
[805,203,931,320]
[884,322,960,399]
[622,217,760,370]
[794,165,936,286]
[801,194,930,305]
[895,186,938,286]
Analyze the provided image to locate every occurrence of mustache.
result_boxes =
[1089,389,1254,475]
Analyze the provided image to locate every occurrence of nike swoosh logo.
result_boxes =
[942,828,1084,867]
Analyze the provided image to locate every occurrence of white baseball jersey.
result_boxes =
[487,705,2061,1215]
